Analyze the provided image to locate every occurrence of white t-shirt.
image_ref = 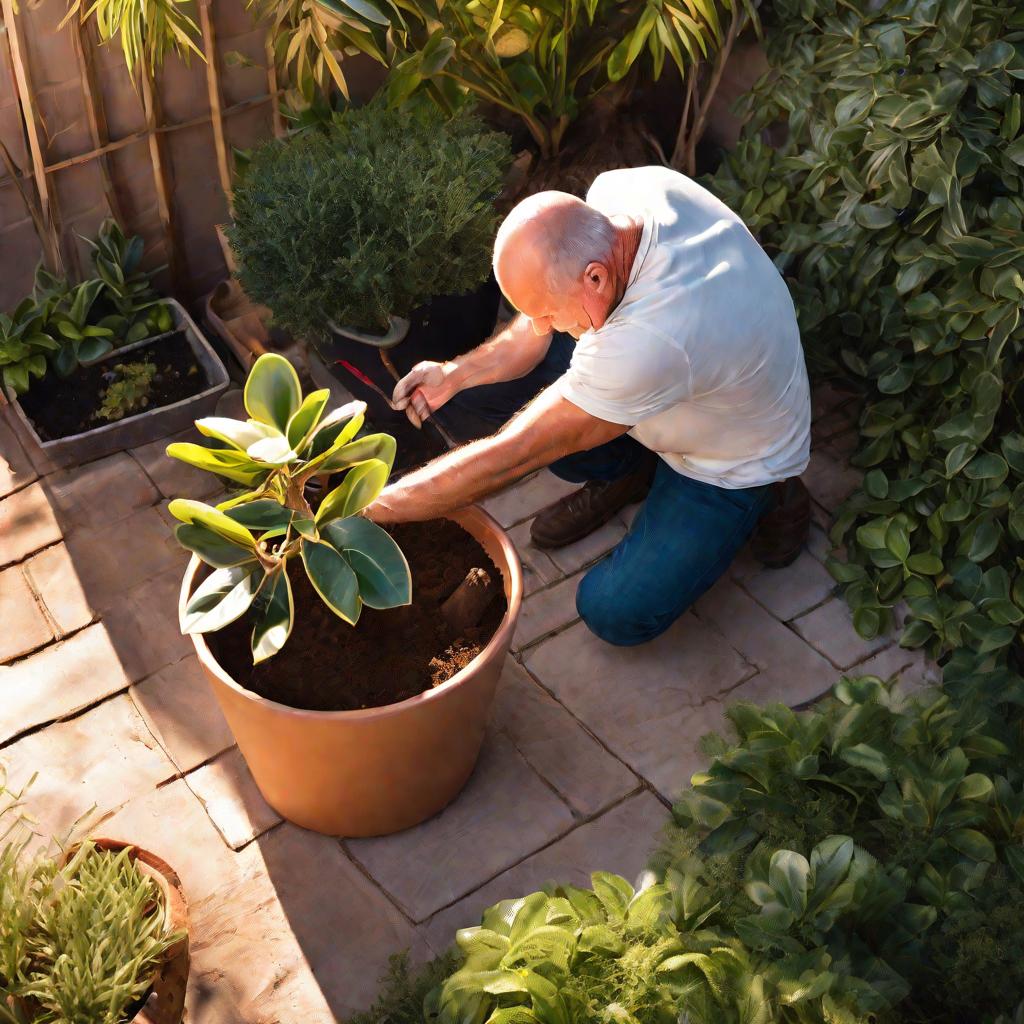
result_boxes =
[557,166,811,489]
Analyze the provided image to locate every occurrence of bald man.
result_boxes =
[365,166,811,647]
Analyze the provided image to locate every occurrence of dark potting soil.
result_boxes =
[207,518,507,712]
[19,330,206,442]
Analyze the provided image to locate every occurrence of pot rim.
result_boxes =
[180,505,523,722]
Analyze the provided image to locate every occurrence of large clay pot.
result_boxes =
[181,506,523,837]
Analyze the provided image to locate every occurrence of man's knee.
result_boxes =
[575,570,677,647]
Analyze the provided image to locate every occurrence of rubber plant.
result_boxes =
[167,353,410,662]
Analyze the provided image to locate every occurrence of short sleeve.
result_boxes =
[556,323,692,425]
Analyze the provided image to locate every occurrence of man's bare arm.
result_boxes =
[392,315,554,426]
[365,386,630,523]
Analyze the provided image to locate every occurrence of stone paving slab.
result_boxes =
[492,660,639,819]
[791,595,891,670]
[346,731,577,922]
[506,521,562,596]
[513,571,582,651]
[524,614,753,800]
[0,623,135,745]
[22,542,96,635]
[735,548,836,622]
[0,564,53,661]
[0,694,176,839]
[695,579,838,708]
[188,747,282,850]
[45,452,158,531]
[546,516,626,576]
[422,791,669,954]
[0,480,61,566]
[130,654,234,773]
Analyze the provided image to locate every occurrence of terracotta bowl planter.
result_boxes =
[55,839,189,1024]
[181,506,523,837]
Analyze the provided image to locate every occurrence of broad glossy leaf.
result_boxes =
[251,569,294,663]
[224,499,294,531]
[77,336,113,363]
[315,459,389,523]
[168,498,256,548]
[307,401,367,460]
[322,518,411,609]
[286,389,330,450]
[946,827,996,862]
[301,537,361,624]
[841,743,890,780]
[244,353,301,432]
[166,443,267,485]
[247,434,299,465]
[316,433,397,475]
[768,850,810,915]
[176,523,258,569]
[195,416,281,450]
[810,836,854,899]
[591,872,633,921]
[181,565,262,634]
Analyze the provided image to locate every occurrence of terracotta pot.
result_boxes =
[61,839,189,1024]
[182,506,523,837]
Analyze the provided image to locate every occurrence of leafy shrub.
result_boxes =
[353,675,1024,1024]
[168,354,409,663]
[0,298,59,395]
[228,103,511,336]
[706,0,1024,684]
[0,772,183,1023]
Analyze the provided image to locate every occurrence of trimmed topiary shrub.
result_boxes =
[228,103,511,338]
[704,0,1024,689]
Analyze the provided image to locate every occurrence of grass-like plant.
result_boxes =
[0,773,183,1024]
[227,102,510,337]
[168,353,410,663]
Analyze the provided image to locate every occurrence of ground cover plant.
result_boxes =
[168,352,410,663]
[0,774,183,1024]
[704,0,1024,687]
[352,674,1024,1024]
[228,103,510,337]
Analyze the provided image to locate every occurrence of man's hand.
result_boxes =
[392,361,459,428]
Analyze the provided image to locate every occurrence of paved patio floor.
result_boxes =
[0,382,938,1022]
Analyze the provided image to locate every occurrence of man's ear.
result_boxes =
[583,261,610,295]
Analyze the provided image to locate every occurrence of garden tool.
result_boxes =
[335,359,457,450]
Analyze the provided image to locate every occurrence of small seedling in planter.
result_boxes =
[93,360,157,422]
[167,353,410,662]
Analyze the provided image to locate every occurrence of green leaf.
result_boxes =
[317,433,397,475]
[195,416,282,451]
[301,537,361,624]
[247,434,299,465]
[224,499,294,531]
[315,459,389,524]
[946,828,996,862]
[168,498,257,548]
[907,553,943,575]
[855,205,896,229]
[840,743,890,780]
[322,518,411,609]
[77,336,113,363]
[181,565,262,634]
[243,353,302,432]
[175,523,258,569]
[166,443,267,485]
[885,520,911,562]
[768,850,810,916]
[810,836,854,899]
[286,389,330,450]
[957,774,994,801]
[591,872,634,921]
[251,569,294,663]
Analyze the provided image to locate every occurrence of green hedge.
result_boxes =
[352,675,1024,1024]
[706,0,1024,689]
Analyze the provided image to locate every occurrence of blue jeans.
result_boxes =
[438,334,773,646]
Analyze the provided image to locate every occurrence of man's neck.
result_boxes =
[610,215,644,306]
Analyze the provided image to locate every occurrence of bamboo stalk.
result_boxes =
[265,31,285,138]
[70,14,125,226]
[34,94,275,176]
[140,66,181,292]
[198,0,233,210]
[0,0,62,272]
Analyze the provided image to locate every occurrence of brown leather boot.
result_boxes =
[530,462,656,549]
[751,477,811,569]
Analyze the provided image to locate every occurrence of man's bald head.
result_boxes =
[493,191,617,300]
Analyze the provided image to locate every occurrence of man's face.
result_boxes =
[510,277,593,339]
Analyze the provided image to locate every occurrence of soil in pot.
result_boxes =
[207,518,508,712]
[19,330,208,442]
